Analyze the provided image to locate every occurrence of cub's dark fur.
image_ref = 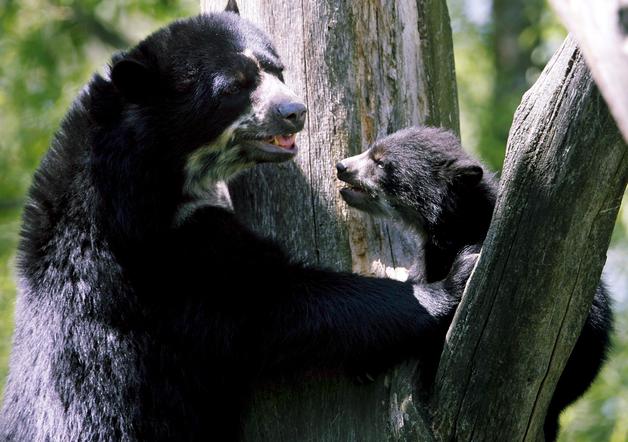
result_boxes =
[0,6,476,442]
[337,126,613,441]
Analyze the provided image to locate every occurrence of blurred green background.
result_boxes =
[0,1,626,440]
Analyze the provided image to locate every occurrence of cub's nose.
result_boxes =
[276,101,307,129]
[336,161,352,180]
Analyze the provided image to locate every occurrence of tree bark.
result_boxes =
[549,0,628,143]
[432,35,628,441]
[202,0,458,440]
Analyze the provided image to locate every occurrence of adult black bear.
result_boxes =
[336,126,613,441]
[0,6,478,442]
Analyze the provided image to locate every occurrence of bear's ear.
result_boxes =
[111,57,158,104]
[453,160,483,187]
[225,0,240,14]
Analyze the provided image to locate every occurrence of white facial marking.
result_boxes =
[250,72,298,119]
[341,150,380,195]
[175,115,255,225]
[340,149,397,216]
[242,48,260,68]
[343,150,373,182]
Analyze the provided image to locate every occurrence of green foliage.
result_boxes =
[0,0,196,204]
[0,209,19,389]
[450,0,567,170]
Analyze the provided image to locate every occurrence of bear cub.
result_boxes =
[336,126,613,441]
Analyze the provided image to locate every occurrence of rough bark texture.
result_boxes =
[549,0,628,143]
[433,35,628,442]
[201,0,458,440]
[202,0,458,273]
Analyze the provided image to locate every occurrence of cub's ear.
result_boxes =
[453,160,483,187]
[225,0,240,14]
[111,57,158,104]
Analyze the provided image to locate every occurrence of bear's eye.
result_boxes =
[374,159,384,169]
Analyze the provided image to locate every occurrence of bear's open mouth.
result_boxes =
[263,133,297,150]
[239,133,300,164]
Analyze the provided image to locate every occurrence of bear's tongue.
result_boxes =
[267,134,296,149]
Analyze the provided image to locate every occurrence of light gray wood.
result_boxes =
[432,35,628,441]
[202,0,458,272]
[549,0,628,143]
[202,0,458,440]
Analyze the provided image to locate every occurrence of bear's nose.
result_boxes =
[336,162,347,174]
[276,102,307,128]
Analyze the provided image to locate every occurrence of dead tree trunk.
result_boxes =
[202,0,458,440]
[549,0,628,143]
[432,35,628,441]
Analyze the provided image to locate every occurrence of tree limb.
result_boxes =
[432,35,627,441]
[549,0,628,142]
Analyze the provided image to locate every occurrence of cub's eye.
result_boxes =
[374,159,384,169]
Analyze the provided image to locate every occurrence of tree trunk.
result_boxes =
[202,0,458,440]
[432,35,628,441]
[549,0,628,142]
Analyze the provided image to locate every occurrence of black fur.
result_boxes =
[337,126,613,441]
[0,12,477,442]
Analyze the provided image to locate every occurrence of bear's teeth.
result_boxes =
[263,134,296,148]
[272,134,296,149]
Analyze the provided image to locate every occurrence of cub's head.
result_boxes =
[105,3,306,180]
[336,127,484,230]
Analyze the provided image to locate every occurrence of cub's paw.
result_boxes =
[444,249,480,300]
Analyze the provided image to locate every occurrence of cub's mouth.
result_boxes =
[336,153,391,217]
[336,161,392,217]
[336,164,375,201]
[339,183,371,199]
[338,178,393,217]
[337,176,379,210]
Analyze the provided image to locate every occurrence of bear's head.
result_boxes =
[107,8,306,167]
[88,3,306,238]
[336,126,484,233]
